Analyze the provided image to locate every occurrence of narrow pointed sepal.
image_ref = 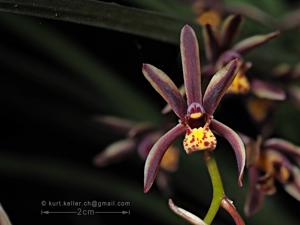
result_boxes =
[244,166,265,217]
[203,59,238,115]
[181,25,202,105]
[142,64,187,119]
[93,116,135,134]
[211,119,246,186]
[93,139,135,167]
[128,122,155,138]
[162,85,186,114]
[144,124,186,193]
[168,199,208,225]
[264,138,300,157]
[203,24,220,63]
[221,197,245,225]
[220,14,243,48]
[232,31,280,54]
[251,79,286,100]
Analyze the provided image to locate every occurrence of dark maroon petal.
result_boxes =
[251,79,286,101]
[232,31,280,55]
[220,14,243,49]
[203,59,238,115]
[137,132,161,160]
[203,24,220,63]
[180,25,202,105]
[221,197,245,225]
[142,64,187,119]
[211,119,245,186]
[244,166,265,217]
[216,51,241,68]
[93,116,135,134]
[168,199,207,225]
[284,166,300,201]
[162,85,186,115]
[93,139,135,167]
[264,138,300,157]
[144,124,186,193]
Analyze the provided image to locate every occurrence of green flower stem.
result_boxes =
[203,152,225,225]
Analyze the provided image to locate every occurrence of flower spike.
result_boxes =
[142,64,187,119]
[203,59,239,115]
[168,199,207,225]
[144,124,186,193]
[211,119,246,186]
[181,25,202,105]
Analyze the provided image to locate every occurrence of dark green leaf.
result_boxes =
[0,0,194,44]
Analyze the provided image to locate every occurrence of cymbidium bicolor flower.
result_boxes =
[93,116,179,192]
[241,135,300,216]
[142,25,245,193]
[201,14,279,96]
[246,63,300,122]
[169,197,245,225]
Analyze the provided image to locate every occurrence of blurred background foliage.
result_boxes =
[0,0,299,224]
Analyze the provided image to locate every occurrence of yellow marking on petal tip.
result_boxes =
[183,126,217,154]
[197,10,221,27]
[190,112,202,119]
[160,146,179,172]
[227,72,250,94]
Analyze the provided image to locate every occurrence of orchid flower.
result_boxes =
[241,135,300,216]
[202,14,279,96]
[246,63,300,123]
[142,25,246,193]
[93,116,179,192]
